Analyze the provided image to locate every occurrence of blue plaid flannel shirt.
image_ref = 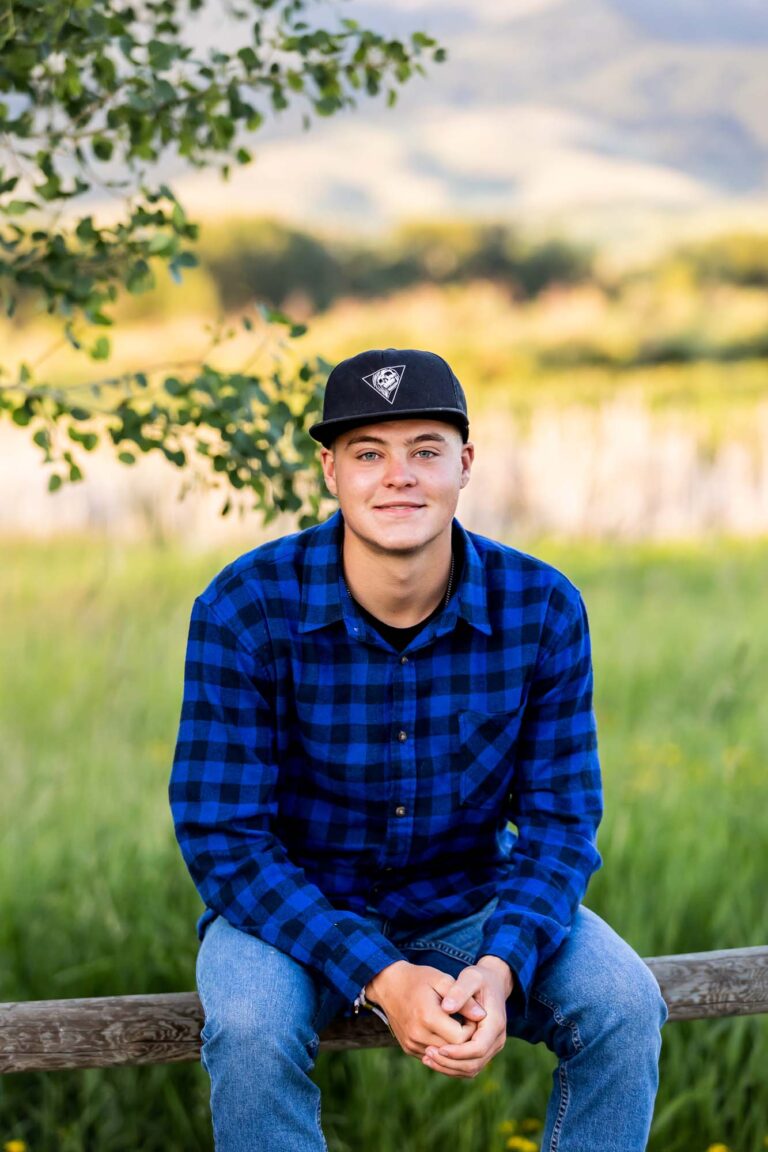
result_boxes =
[169,509,602,1007]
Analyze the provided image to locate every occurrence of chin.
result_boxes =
[371,524,439,554]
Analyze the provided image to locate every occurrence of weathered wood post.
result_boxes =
[1,946,767,1074]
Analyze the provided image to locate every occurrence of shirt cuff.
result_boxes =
[321,926,405,1004]
[479,923,539,1013]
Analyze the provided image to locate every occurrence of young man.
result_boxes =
[170,348,667,1152]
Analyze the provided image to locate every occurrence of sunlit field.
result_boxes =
[1,534,766,1152]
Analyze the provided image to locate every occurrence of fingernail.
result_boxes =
[442,998,457,1011]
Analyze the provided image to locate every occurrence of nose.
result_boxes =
[382,452,417,487]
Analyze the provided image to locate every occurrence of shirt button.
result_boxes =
[397,730,407,742]
[400,655,409,665]
[394,805,407,817]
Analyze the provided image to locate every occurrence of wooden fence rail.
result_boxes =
[1,946,767,1075]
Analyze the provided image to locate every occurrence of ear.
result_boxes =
[319,445,338,497]
[459,440,474,489]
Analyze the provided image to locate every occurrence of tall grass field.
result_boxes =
[1,533,766,1152]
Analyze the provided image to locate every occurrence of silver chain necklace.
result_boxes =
[343,550,455,614]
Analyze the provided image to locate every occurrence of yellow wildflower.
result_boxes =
[506,1138,538,1152]
[705,1145,730,1152]
[521,1118,543,1133]
[4,1141,27,1152]
[498,1120,517,1134]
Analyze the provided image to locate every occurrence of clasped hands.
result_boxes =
[365,956,513,1079]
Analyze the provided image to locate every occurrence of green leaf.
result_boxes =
[69,426,98,451]
[91,335,110,360]
[162,447,186,466]
[48,474,63,492]
[92,136,114,161]
[148,232,176,255]
[6,200,36,215]
[12,407,31,427]
[148,39,178,71]
[314,96,339,117]
[126,260,154,294]
[237,46,258,70]
[76,216,97,241]
[36,175,63,202]
[118,450,136,464]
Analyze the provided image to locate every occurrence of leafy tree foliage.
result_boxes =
[0,0,443,523]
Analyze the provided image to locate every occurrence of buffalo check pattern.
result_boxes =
[169,510,602,1006]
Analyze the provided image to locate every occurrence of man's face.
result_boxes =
[319,419,474,557]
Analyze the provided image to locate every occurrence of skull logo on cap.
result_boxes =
[363,364,405,404]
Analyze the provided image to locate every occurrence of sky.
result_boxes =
[166,0,768,245]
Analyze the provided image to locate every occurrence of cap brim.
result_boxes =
[309,408,469,446]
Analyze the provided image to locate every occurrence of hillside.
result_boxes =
[174,0,768,241]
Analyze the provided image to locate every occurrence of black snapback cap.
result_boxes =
[309,348,469,447]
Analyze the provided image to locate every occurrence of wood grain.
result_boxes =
[646,945,768,1022]
[1,946,766,1073]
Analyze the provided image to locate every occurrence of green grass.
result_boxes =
[1,534,767,1152]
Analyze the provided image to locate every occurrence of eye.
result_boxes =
[415,449,438,458]
[357,451,380,461]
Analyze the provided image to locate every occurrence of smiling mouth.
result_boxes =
[375,503,425,510]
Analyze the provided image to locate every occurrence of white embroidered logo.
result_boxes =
[362,364,406,404]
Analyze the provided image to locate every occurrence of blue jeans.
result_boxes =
[196,900,667,1151]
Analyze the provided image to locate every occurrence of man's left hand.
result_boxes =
[421,956,513,1078]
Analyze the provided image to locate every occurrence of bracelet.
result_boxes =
[353,985,391,1029]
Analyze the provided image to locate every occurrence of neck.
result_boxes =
[341,527,454,627]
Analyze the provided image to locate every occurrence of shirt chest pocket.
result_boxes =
[458,705,525,809]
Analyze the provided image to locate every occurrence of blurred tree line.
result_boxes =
[196,219,594,313]
[73,218,768,361]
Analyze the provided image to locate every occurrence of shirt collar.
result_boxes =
[297,509,347,633]
[297,508,492,637]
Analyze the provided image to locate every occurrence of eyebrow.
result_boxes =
[345,432,449,448]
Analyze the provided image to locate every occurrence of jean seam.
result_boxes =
[531,990,583,1055]
[530,990,583,1152]
[196,947,211,1045]
[402,939,476,965]
[549,1063,569,1152]
[315,1089,329,1152]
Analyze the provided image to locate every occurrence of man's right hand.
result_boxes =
[365,961,485,1057]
